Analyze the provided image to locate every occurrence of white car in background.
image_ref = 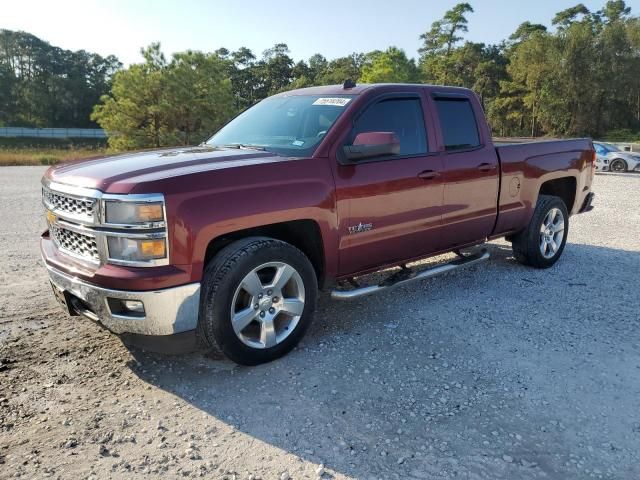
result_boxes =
[593,142,640,173]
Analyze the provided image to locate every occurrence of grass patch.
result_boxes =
[0,136,111,166]
[0,148,109,166]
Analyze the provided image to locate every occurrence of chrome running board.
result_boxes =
[331,249,490,300]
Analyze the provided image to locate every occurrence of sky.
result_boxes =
[3,0,640,65]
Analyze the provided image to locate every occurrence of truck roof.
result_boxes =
[274,83,475,97]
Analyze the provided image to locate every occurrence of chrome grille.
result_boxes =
[50,224,100,262]
[42,187,95,221]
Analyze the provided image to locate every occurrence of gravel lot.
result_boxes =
[1,166,639,480]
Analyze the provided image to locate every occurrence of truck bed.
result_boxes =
[492,138,594,237]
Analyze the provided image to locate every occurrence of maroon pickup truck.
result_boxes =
[41,83,595,365]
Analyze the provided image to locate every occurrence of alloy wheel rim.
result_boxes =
[539,208,565,259]
[611,160,625,172]
[230,262,305,349]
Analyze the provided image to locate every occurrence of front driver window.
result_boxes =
[350,98,428,156]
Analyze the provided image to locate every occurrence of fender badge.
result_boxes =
[348,222,373,235]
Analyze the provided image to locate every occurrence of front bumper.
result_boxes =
[46,264,201,335]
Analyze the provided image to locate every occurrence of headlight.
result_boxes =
[107,236,167,263]
[104,201,164,225]
[102,194,168,266]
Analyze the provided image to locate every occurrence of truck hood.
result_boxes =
[45,146,290,193]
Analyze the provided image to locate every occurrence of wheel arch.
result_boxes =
[202,220,327,289]
[537,176,577,214]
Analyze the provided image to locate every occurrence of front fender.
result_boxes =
[166,158,339,283]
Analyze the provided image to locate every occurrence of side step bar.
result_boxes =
[331,249,490,300]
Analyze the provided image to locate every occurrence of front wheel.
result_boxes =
[198,237,318,365]
[512,195,569,269]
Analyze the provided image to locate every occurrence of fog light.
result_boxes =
[107,298,146,318]
[123,300,145,314]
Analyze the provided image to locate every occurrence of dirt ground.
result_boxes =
[1,166,639,480]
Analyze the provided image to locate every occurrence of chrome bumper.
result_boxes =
[45,265,200,336]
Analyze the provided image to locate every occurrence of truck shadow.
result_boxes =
[125,241,640,479]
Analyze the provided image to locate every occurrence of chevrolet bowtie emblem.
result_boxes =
[46,210,57,224]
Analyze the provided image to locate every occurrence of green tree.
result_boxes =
[291,60,312,88]
[307,54,329,83]
[0,61,17,126]
[419,2,474,57]
[260,43,294,95]
[502,30,556,136]
[497,0,640,138]
[552,4,591,29]
[360,47,420,83]
[0,29,120,127]
[92,44,235,149]
[165,51,234,145]
[419,3,476,84]
[509,22,548,42]
[489,80,529,136]
[317,53,364,84]
[229,47,259,109]
[92,44,169,149]
[600,0,631,23]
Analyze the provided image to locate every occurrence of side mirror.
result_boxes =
[343,132,400,161]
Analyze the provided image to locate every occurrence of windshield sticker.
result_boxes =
[292,140,305,146]
[313,97,351,107]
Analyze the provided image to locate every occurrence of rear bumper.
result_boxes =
[45,263,200,336]
[579,192,595,213]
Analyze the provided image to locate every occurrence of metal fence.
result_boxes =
[0,127,107,138]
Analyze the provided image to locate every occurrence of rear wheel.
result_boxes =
[609,158,627,172]
[512,195,569,269]
[198,237,318,365]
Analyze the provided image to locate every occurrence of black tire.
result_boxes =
[512,195,569,269]
[198,237,318,365]
[609,158,627,172]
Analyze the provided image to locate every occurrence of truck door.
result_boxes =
[432,94,499,248]
[332,93,444,276]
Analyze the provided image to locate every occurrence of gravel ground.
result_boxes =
[1,166,639,480]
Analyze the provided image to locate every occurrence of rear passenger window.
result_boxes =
[351,98,428,156]
[434,98,480,151]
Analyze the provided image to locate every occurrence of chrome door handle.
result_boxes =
[418,170,439,180]
[477,163,496,172]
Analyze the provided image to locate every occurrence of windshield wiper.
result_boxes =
[217,144,267,151]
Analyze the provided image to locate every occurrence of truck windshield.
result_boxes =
[206,95,355,156]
